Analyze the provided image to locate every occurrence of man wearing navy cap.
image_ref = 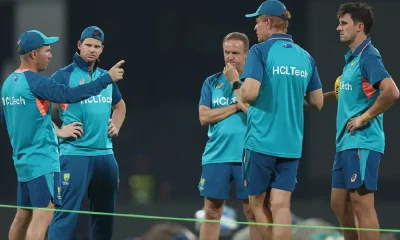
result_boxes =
[223,1,323,239]
[1,30,124,240]
[48,26,126,240]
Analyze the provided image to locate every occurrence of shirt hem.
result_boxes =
[59,149,114,157]
[245,146,301,159]
[336,145,384,154]
[202,159,242,165]
[17,169,60,182]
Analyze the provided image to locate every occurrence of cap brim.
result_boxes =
[43,36,59,45]
[245,13,259,18]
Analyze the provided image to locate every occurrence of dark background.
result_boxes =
[0,0,399,239]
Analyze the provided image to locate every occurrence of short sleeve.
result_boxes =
[306,56,322,92]
[199,78,212,108]
[112,82,122,105]
[241,45,265,83]
[360,55,391,89]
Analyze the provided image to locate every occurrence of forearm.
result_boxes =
[112,106,126,131]
[200,104,237,125]
[323,91,337,102]
[234,89,249,113]
[52,122,61,137]
[363,90,398,120]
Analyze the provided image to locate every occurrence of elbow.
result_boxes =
[309,103,323,111]
[198,109,211,126]
[199,116,208,126]
[316,96,324,110]
[310,98,324,111]
[391,87,400,102]
[200,119,208,126]
[314,103,323,111]
[199,114,214,126]
[241,92,257,104]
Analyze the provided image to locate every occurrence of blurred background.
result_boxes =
[0,0,399,239]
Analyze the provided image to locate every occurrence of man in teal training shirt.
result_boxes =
[1,30,124,240]
[230,1,324,239]
[48,26,126,240]
[198,32,261,240]
[331,3,399,240]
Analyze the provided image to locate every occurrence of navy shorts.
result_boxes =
[17,172,62,208]
[243,149,299,196]
[332,149,382,191]
[198,162,248,200]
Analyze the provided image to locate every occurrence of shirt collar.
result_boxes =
[73,53,99,72]
[268,33,293,42]
[345,37,371,62]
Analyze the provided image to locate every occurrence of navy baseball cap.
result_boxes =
[80,26,104,43]
[16,30,59,55]
[245,0,289,20]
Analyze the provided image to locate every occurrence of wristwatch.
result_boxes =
[232,81,242,91]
